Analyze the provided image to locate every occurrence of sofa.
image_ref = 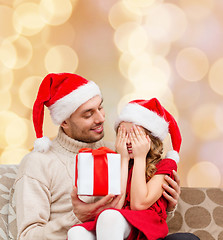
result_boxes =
[0,164,222,240]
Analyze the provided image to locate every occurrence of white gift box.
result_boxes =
[74,147,121,196]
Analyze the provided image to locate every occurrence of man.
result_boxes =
[14,73,198,240]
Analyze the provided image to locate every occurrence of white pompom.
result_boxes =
[165,150,180,163]
[34,136,52,153]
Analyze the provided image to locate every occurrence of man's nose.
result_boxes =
[95,110,105,123]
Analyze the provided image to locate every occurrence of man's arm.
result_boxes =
[15,175,80,240]
[15,152,81,240]
[71,187,122,222]
[162,170,181,221]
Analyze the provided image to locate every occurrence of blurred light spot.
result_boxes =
[153,56,171,80]
[44,45,78,73]
[13,0,37,7]
[5,116,28,147]
[0,147,30,164]
[108,2,142,30]
[0,6,17,41]
[19,76,42,109]
[117,93,150,114]
[215,103,223,133]
[22,119,35,150]
[187,161,221,187]
[209,58,223,96]
[0,39,17,68]
[176,48,209,82]
[41,22,75,47]
[199,141,223,175]
[0,91,11,111]
[127,52,152,79]
[128,58,169,94]
[175,82,200,110]
[114,22,141,53]
[0,36,33,69]
[13,3,46,36]
[44,109,59,138]
[119,53,134,78]
[179,119,196,154]
[0,111,19,148]
[191,104,220,140]
[128,26,148,55]
[39,0,73,26]
[69,0,79,7]
[144,4,187,42]
[0,66,14,92]
[123,0,155,14]
[179,0,214,20]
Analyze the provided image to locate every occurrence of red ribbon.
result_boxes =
[75,147,117,195]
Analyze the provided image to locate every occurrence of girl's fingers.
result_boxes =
[129,128,137,144]
[133,125,146,142]
[117,125,122,139]
[121,126,126,138]
[146,135,151,143]
[118,126,128,146]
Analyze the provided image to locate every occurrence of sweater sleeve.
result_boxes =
[15,175,81,240]
[14,151,82,240]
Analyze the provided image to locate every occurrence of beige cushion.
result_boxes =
[8,186,17,240]
[0,165,18,240]
[168,187,223,240]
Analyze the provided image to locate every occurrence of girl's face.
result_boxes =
[119,122,146,158]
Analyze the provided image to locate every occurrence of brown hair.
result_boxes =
[128,129,163,182]
[145,130,163,182]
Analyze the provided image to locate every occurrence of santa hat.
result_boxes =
[33,73,102,153]
[115,98,182,163]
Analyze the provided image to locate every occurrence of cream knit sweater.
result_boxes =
[15,128,113,240]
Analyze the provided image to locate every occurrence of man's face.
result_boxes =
[61,95,105,143]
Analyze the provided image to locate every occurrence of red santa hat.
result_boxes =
[33,73,102,153]
[115,98,182,163]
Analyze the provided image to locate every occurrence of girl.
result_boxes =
[68,98,182,240]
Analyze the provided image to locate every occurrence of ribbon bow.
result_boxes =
[75,147,117,196]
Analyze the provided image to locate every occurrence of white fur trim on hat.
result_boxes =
[165,150,179,163]
[49,81,102,125]
[34,136,52,153]
[115,103,169,140]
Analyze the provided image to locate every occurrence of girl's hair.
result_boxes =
[145,129,163,182]
[128,129,163,182]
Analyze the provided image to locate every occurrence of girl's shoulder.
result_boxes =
[155,158,177,175]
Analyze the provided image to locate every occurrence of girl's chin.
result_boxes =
[129,153,134,159]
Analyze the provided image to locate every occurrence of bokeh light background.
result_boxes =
[0,0,223,188]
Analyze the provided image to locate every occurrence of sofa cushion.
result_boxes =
[168,187,223,240]
[8,185,17,240]
[0,165,18,240]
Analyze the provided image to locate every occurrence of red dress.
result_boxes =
[74,158,177,240]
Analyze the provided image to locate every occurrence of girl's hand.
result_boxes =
[129,125,151,160]
[115,125,130,161]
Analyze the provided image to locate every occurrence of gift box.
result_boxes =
[74,147,121,196]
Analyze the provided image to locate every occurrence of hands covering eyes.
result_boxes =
[115,124,151,160]
[129,125,151,160]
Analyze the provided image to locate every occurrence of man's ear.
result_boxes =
[61,120,68,129]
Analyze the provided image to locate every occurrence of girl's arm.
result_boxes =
[130,125,167,211]
[131,166,167,210]
[115,125,130,209]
